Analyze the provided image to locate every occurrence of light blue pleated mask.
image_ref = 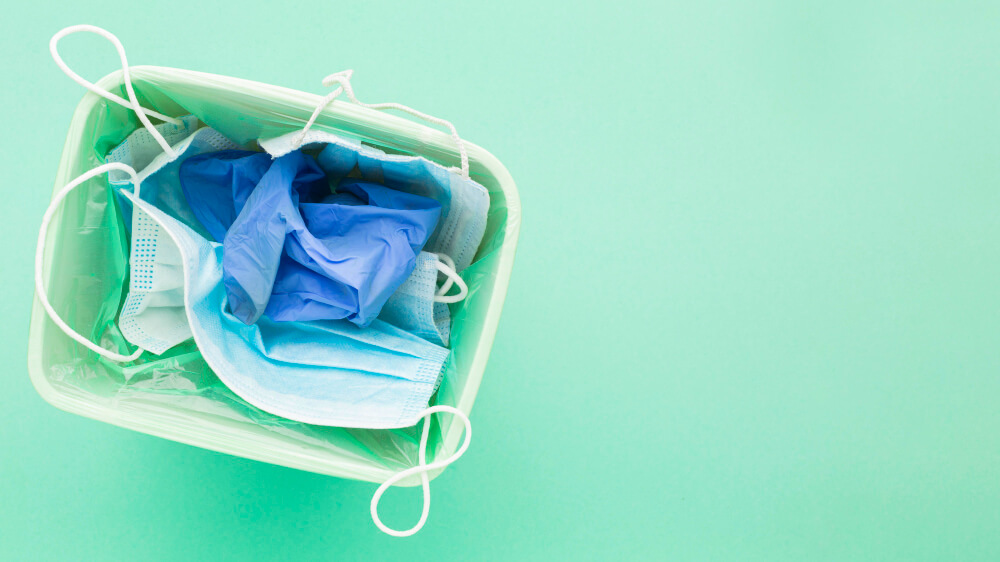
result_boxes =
[119,189,450,429]
[108,117,245,351]
[379,252,467,347]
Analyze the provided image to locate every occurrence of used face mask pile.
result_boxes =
[35,25,492,537]
[107,121,487,428]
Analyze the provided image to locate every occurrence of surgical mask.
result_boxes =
[106,121,244,352]
[119,188,451,429]
[106,114,198,181]
[379,252,467,347]
[106,119,244,239]
[118,201,190,354]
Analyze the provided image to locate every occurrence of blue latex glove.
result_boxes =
[180,149,441,326]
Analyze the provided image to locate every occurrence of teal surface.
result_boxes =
[4,1,1000,560]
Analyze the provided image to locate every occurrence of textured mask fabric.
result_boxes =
[106,117,243,237]
[433,301,451,346]
[120,190,451,429]
[105,115,199,185]
[179,149,441,327]
[109,120,240,354]
[378,252,452,347]
[258,130,490,272]
[117,198,192,354]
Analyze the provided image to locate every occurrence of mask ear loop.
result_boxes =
[35,162,145,363]
[433,254,468,304]
[293,69,470,178]
[370,405,472,537]
[50,25,179,158]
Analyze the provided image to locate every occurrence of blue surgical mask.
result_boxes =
[379,252,466,347]
[119,189,450,429]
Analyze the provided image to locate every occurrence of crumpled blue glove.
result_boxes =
[180,149,441,326]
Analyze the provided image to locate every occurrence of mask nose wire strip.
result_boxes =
[433,255,468,304]
[370,405,472,537]
[293,69,470,178]
[35,162,145,363]
[50,25,180,157]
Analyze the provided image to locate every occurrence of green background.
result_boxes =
[3,1,999,560]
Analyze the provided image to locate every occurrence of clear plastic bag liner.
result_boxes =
[33,67,514,484]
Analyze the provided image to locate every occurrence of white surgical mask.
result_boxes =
[105,122,244,353]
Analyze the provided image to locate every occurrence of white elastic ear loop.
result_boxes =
[293,69,351,150]
[433,254,468,304]
[370,405,472,537]
[35,162,145,363]
[433,253,459,298]
[50,25,179,157]
[295,69,470,178]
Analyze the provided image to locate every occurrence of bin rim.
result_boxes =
[28,65,521,484]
